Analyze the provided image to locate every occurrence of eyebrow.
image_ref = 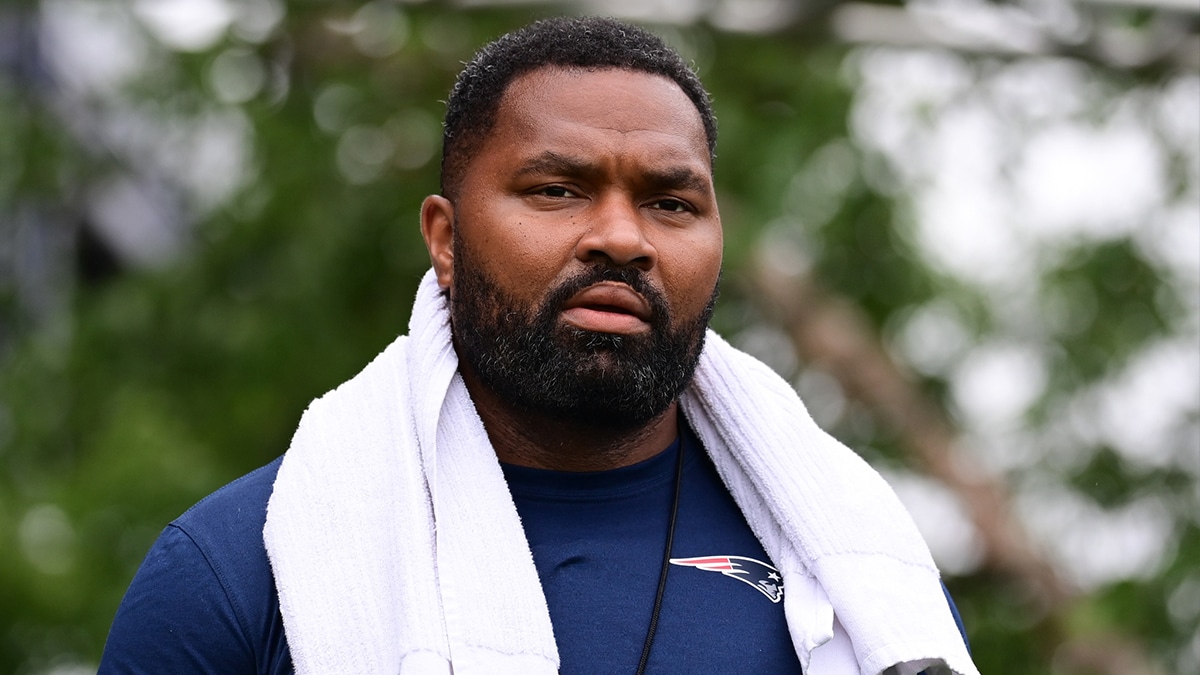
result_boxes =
[512,151,600,182]
[513,151,712,194]
[644,165,712,196]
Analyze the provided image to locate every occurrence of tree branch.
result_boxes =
[747,259,1071,604]
[746,258,1171,674]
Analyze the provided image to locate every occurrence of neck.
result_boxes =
[459,364,679,472]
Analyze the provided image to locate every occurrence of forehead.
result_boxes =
[479,66,711,173]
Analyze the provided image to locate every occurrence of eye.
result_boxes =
[649,198,690,213]
[537,185,576,198]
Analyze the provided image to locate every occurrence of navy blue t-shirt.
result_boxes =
[100,428,968,673]
[99,458,292,674]
[505,425,802,674]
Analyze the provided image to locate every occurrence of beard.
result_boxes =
[449,237,718,431]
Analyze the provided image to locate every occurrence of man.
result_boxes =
[100,17,978,675]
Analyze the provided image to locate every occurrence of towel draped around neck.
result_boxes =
[264,269,979,675]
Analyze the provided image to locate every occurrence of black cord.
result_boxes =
[635,440,685,675]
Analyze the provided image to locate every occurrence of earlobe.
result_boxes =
[420,195,455,288]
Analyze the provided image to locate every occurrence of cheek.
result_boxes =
[664,232,723,315]
[500,228,574,288]
[458,208,577,302]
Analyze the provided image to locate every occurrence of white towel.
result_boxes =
[264,268,979,675]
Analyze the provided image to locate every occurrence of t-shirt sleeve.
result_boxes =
[943,582,971,651]
[98,524,257,674]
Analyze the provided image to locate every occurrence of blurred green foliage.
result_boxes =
[1,1,1196,673]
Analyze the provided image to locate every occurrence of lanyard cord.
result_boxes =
[634,439,685,675]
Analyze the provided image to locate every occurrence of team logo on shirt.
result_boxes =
[669,556,784,603]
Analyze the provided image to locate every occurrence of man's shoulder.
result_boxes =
[99,458,291,673]
[172,457,282,560]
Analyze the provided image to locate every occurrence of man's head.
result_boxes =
[421,18,723,434]
[439,16,718,201]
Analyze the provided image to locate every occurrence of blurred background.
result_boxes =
[0,0,1197,673]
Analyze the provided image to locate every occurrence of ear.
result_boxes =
[420,195,455,289]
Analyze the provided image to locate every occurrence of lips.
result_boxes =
[560,281,652,334]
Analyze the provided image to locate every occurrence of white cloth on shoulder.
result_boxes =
[264,268,979,675]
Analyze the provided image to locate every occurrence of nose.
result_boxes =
[575,195,656,270]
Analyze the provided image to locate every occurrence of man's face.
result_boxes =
[438,67,723,429]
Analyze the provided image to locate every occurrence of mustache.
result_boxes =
[539,264,670,327]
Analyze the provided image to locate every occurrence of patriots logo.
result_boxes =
[669,556,784,603]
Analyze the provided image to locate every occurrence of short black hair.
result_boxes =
[439,16,717,200]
